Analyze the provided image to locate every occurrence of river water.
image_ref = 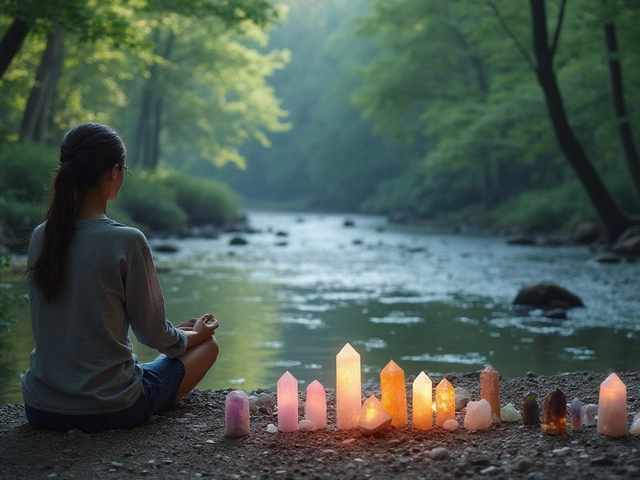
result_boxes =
[1,210,639,404]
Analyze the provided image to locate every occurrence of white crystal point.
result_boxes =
[501,403,522,422]
[443,419,458,431]
[464,399,492,431]
[630,412,640,435]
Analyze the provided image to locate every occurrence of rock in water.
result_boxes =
[513,281,584,309]
[542,388,567,435]
[464,399,492,431]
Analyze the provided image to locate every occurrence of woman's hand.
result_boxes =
[184,314,218,348]
[177,313,215,331]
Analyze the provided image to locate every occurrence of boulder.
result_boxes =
[611,226,640,256]
[572,221,601,244]
[229,236,248,246]
[513,281,584,309]
[592,252,622,263]
[153,244,179,253]
[506,233,536,245]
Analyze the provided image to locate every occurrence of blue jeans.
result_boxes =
[25,355,185,432]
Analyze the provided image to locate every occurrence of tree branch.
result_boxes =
[483,0,536,71]
[550,0,567,57]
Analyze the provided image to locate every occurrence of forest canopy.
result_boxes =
[1,0,640,240]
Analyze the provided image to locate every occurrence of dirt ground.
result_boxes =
[2,370,640,480]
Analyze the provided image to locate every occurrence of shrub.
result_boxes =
[113,173,188,233]
[0,142,55,236]
[157,171,240,226]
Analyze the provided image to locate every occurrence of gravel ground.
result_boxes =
[2,370,640,479]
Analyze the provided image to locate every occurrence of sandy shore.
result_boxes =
[2,370,640,479]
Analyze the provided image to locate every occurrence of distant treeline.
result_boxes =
[214,0,640,238]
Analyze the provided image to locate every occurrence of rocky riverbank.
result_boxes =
[2,370,640,479]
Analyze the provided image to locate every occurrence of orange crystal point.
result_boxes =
[480,364,501,421]
[358,395,392,436]
[380,360,408,428]
[435,378,456,427]
[542,387,567,435]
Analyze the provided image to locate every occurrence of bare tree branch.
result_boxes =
[483,0,536,71]
[550,0,568,57]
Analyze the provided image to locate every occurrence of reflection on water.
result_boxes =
[2,210,640,403]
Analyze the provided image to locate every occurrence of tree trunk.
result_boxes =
[20,26,65,143]
[134,29,174,170]
[529,0,635,241]
[602,14,640,201]
[0,18,31,80]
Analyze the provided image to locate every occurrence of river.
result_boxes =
[1,210,639,404]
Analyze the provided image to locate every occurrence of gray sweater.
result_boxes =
[22,218,187,414]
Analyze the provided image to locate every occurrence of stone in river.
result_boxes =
[542,388,567,435]
[570,398,583,431]
[522,392,540,426]
[513,281,584,309]
[464,399,492,431]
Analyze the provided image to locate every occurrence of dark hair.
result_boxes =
[29,122,126,302]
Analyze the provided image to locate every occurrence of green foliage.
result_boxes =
[157,171,240,226]
[0,254,27,351]
[0,142,55,236]
[112,172,188,234]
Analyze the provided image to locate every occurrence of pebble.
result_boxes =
[590,456,615,467]
[443,419,458,431]
[480,466,501,475]
[455,387,471,411]
[430,447,450,461]
[342,438,356,445]
[266,424,277,434]
[553,447,572,456]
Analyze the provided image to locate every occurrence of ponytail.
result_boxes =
[29,122,126,303]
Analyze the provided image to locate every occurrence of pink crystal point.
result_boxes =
[597,373,628,437]
[277,371,299,432]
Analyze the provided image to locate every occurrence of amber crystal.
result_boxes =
[542,388,567,435]
[522,392,540,426]
[480,365,501,421]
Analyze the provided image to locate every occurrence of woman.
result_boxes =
[22,122,219,432]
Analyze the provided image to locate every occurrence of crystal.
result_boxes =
[412,372,433,430]
[522,392,540,426]
[480,365,501,422]
[358,395,392,436]
[277,371,299,432]
[266,423,277,434]
[597,373,628,437]
[542,388,566,435]
[582,403,598,426]
[464,399,492,431]
[336,343,361,429]
[630,412,640,435]
[380,360,408,427]
[435,378,456,427]
[501,403,522,422]
[570,398,582,431]
[305,380,327,430]
[224,390,250,438]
